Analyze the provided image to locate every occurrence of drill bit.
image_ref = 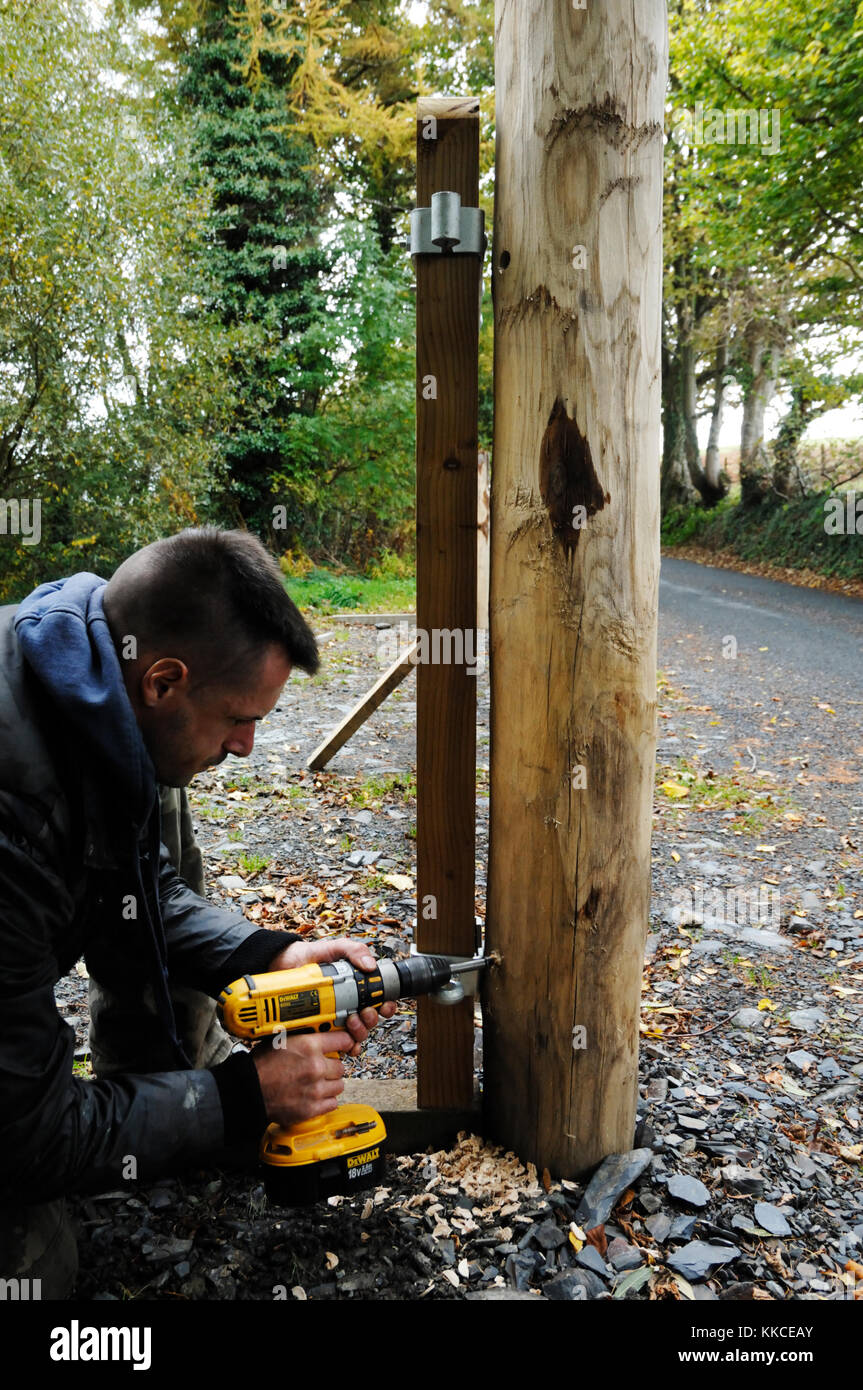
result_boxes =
[446,956,493,975]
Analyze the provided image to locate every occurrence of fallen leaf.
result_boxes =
[383,873,413,892]
[660,782,690,799]
[613,1267,653,1299]
[757,998,777,1012]
[669,1271,695,1300]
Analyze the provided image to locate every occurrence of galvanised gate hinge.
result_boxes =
[409,190,487,258]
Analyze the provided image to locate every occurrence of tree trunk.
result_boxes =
[680,319,727,508]
[740,328,780,506]
[703,338,729,499]
[485,0,666,1176]
[661,342,695,511]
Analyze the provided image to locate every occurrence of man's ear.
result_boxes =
[139,657,190,708]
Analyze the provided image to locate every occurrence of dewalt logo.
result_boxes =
[346,1147,380,1168]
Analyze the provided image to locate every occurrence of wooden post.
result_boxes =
[415,97,481,1109]
[484,2,667,1174]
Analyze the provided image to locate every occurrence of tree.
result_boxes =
[176,0,334,531]
[663,0,863,511]
[0,0,236,598]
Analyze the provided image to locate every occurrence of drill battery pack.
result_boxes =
[260,1103,387,1206]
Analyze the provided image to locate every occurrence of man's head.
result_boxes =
[103,527,319,787]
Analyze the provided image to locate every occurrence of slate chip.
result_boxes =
[544,1270,606,1301]
[534,1220,567,1251]
[575,1245,610,1278]
[607,1238,643,1272]
[668,1242,741,1280]
[754,1202,793,1237]
[505,1251,540,1291]
[644,1212,672,1243]
[722,1164,765,1196]
[574,1149,653,1229]
[666,1173,711,1207]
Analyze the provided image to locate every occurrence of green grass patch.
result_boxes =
[239,853,270,875]
[656,755,792,832]
[280,784,311,809]
[349,771,417,807]
[284,565,416,615]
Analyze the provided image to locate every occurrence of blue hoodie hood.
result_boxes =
[13,572,157,827]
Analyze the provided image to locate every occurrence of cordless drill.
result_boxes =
[218,953,488,1204]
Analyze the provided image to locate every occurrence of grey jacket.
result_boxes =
[0,578,298,1202]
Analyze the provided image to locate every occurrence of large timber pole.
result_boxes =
[484,0,667,1176]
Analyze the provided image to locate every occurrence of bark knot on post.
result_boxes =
[539,397,609,553]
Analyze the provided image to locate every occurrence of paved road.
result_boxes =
[658,555,863,825]
[660,556,863,695]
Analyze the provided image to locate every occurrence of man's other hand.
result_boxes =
[267,936,398,1057]
[252,1031,354,1127]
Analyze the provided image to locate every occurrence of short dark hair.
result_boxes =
[104,527,319,685]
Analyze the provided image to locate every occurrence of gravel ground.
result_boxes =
[60,612,863,1303]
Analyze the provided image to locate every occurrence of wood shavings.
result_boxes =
[450,1215,479,1235]
[424,1132,543,1207]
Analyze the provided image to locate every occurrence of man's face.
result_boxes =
[138,643,293,787]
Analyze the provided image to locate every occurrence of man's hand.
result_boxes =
[252,1031,356,1128]
[267,936,398,1058]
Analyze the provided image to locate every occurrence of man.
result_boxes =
[0,527,394,1297]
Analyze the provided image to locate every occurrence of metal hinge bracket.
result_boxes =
[410,190,486,258]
